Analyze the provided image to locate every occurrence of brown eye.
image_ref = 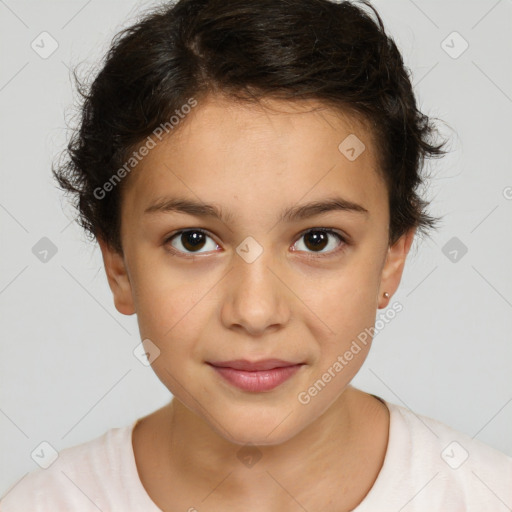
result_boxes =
[292,229,345,255]
[304,231,329,251]
[166,229,219,254]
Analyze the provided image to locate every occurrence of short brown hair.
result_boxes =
[54,0,448,254]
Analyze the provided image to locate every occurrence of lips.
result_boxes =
[207,359,301,371]
[207,359,305,392]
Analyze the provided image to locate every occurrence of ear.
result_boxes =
[377,227,416,309]
[97,237,136,316]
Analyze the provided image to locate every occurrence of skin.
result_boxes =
[98,94,416,511]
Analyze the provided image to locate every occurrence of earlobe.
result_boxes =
[377,228,416,309]
[97,237,136,316]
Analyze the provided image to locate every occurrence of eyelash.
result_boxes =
[163,228,348,259]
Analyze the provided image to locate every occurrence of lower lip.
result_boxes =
[209,364,303,392]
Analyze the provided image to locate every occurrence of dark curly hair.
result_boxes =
[54,0,447,255]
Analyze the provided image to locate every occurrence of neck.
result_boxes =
[153,386,387,508]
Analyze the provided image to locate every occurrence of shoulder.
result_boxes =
[393,401,512,476]
[360,400,512,511]
[0,422,137,511]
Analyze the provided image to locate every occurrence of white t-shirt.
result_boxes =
[1,399,511,511]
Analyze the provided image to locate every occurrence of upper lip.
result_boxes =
[207,359,303,371]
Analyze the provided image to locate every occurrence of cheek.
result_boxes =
[130,258,208,349]
[134,281,206,392]
[302,255,382,334]
[296,252,383,389]
[130,242,192,308]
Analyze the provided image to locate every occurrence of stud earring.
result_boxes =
[383,292,390,299]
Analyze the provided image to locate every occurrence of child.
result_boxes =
[2,0,511,510]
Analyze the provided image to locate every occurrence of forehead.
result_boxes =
[121,95,386,224]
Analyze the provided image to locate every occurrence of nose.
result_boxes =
[220,247,291,337]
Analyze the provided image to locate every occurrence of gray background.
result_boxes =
[1,0,511,497]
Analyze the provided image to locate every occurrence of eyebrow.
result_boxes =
[144,196,369,224]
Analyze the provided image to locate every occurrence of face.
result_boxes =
[99,94,414,446]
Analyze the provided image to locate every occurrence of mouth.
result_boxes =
[206,359,305,392]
